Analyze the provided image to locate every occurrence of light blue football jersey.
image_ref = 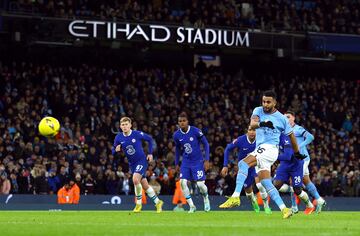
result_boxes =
[252,106,293,147]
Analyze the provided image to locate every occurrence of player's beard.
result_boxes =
[263,106,275,113]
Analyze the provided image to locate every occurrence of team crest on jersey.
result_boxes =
[190,137,194,141]
[132,139,136,143]
[126,145,136,155]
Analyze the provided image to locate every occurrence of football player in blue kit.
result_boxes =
[285,111,326,213]
[112,117,163,213]
[274,133,315,214]
[173,112,210,213]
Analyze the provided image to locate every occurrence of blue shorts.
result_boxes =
[180,164,205,181]
[274,160,304,187]
[244,167,257,189]
[130,160,148,178]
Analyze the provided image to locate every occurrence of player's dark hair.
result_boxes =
[247,126,256,132]
[263,90,277,100]
[178,112,188,120]
[286,110,296,116]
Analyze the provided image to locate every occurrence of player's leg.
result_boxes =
[290,163,314,214]
[274,165,298,213]
[219,154,257,208]
[293,186,314,214]
[244,185,260,213]
[244,168,259,213]
[141,178,163,213]
[132,173,143,213]
[279,182,298,213]
[196,181,210,212]
[255,177,272,214]
[303,159,326,213]
[255,144,292,219]
[193,163,210,212]
[180,166,196,213]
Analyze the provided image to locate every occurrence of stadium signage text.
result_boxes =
[68,20,250,47]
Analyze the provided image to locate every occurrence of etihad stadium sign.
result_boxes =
[68,20,250,47]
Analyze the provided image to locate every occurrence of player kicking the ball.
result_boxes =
[219,90,304,219]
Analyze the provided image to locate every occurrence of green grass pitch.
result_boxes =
[0,211,359,236]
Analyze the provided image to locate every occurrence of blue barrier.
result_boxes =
[0,194,359,211]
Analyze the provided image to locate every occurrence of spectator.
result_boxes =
[48,169,60,194]
[33,169,49,194]
[0,171,11,194]
[70,179,80,203]
[57,181,78,204]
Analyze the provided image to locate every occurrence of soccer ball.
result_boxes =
[38,117,60,137]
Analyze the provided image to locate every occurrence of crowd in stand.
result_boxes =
[2,0,360,34]
[0,61,359,197]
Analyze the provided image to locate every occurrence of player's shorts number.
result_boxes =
[197,170,203,179]
[294,176,301,185]
[135,165,143,172]
[257,147,266,154]
[184,143,193,154]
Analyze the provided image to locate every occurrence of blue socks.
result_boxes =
[306,182,321,200]
[261,179,285,210]
[231,161,249,197]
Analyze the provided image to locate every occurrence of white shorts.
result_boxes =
[249,144,279,173]
[303,159,310,176]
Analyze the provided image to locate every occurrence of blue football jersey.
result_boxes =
[173,126,209,167]
[112,130,153,166]
[275,133,304,187]
[293,124,312,160]
[223,134,256,166]
[252,106,293,147]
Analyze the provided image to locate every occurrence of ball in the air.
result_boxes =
[38,117,60,137]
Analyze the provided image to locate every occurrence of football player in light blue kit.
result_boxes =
[173,112,210,213]
[285,111,326,213]
[220,90,304,219]
[221,127,272,214]
[112,117,163,213]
